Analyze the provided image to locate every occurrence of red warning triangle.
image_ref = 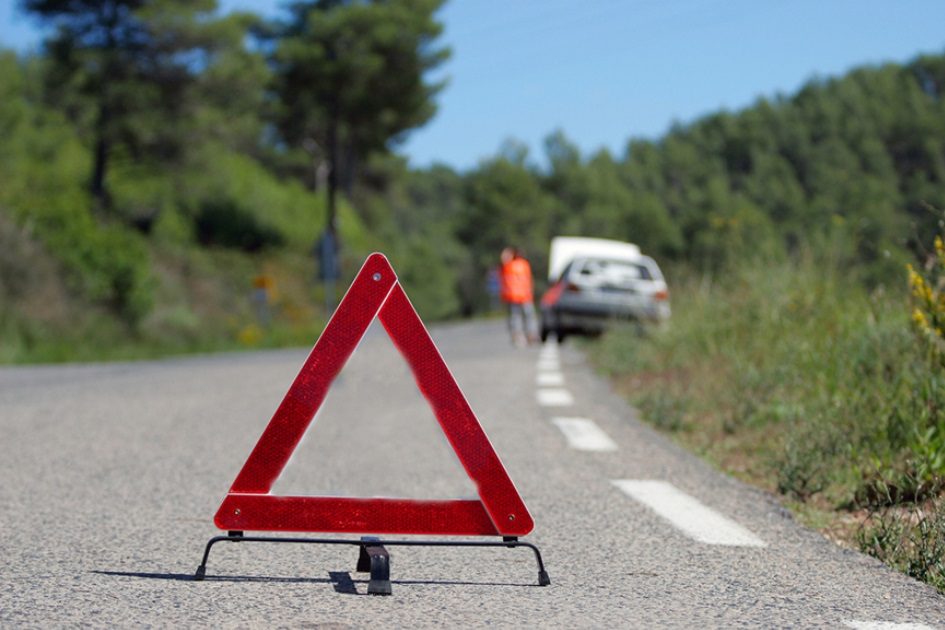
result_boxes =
[214,253,534,537]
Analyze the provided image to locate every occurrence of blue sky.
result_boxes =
[2,0,944,171]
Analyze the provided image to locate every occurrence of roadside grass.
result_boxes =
[0,244,328,365]
[592,252,945,591]
[0,305,328,364]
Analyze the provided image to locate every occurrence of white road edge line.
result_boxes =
[536,388,574,407]
[843,622,935,630]
[551,417,618,452]
[536,372,565,386]
[611,480,767,547]
[536,359,559,372]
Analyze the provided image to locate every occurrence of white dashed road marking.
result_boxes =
[611,480,767,547]
[536,372,565,386]
[551,417,618,451]
[537,388,574,407]
[843,622,936,630]
[537,359,559,372]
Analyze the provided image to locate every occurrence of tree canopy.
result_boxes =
[23,0,256,210]
[272,0,449,229]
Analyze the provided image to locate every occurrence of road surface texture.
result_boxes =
[1,319,943,628]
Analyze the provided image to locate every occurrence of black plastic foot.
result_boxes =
[356,540,392,596]
[538,570,551,586]
[356,536,379,573]
[194,565,206,581]
[368,573,392,595]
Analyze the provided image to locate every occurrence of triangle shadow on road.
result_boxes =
[91,569,538,590]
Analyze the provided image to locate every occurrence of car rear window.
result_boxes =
[573,259,652,283]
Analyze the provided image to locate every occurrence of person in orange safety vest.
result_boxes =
[499,246,539,346]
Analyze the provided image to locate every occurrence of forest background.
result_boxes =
[2,0,945,590]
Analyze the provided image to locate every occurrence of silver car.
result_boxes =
[539,254,670,342]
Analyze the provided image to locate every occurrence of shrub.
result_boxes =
[195,199,285,252]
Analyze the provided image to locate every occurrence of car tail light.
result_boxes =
[565,282,582,293]
[541,281,564,306]
[654,289,669,301]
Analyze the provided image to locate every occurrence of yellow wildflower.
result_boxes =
[237,324,263,346]
[907,264,920,289]
[913,308,929,329]
[914,282,927,302]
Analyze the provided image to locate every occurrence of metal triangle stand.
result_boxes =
[195,531,550,595]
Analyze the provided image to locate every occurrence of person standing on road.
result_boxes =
[500,246,539,346]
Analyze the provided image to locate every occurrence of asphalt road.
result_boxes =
[1,319,943,628]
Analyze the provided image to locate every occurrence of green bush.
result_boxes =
[21,191,153,326]
[173,144,328,249]
[195,198,285,252]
